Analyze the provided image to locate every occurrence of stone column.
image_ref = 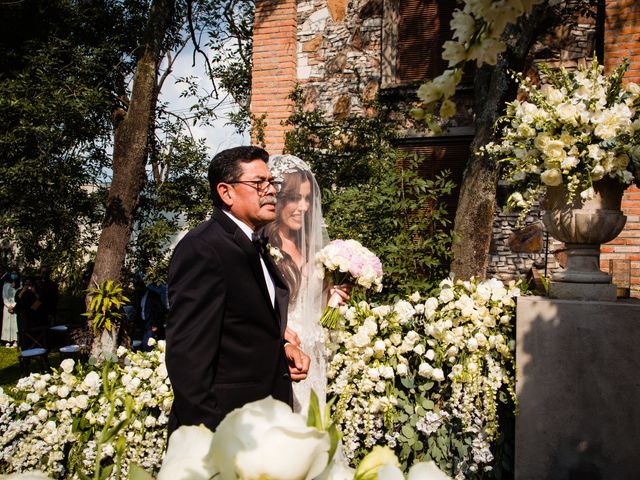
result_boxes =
[515,295,640,479]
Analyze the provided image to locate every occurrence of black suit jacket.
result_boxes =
[166,208,291,434]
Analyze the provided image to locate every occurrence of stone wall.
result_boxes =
[488,207,564,283]
[296,0,384,118]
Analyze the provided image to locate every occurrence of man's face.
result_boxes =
[224,159,277,231]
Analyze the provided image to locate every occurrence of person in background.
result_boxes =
[36,266,59,325]
[15,277,47,349]
[2,272,19,347]
[132,274,168,351]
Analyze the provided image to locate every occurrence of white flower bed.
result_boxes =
[0,277,520,479]
[327,277,520,479]
[0,342,172,478]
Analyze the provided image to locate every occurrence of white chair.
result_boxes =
[59,344,81,360]
[18,325,50,376]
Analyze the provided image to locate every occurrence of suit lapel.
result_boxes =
[262,249,290,335]
[213,208,288,331]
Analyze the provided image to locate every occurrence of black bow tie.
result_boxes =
[251,232,269,256]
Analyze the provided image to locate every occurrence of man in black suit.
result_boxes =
[166,146,310,434]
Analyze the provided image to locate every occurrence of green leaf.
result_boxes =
[421,398,435,410]
[401,425,415,439]
[430,444,443,461]
[101,418,129,444]
[99,463,115,480]
[77,471,92,480]
[306,389,322,430]
[400,376,415,389]
[128,463,154,480]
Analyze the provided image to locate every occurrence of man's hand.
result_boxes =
[284,343,310,382]
[284,327,301,347]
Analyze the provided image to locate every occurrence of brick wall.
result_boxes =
[605,0,640,82]
[603,0,640,296]
[251,0,298,154]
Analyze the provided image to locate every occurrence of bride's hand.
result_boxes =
[284,343,310,381]
[329,284,352,306]
[284,327,301,347]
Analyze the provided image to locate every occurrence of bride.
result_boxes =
[264,154,347,414]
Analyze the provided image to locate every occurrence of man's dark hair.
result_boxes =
[208,146,270,208]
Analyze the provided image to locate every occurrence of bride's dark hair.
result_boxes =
[263,169,314,303]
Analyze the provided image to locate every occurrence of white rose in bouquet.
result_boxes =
[316,239,383,329]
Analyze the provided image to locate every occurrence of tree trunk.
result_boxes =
[450,6,556,280]
[89,0,175,355]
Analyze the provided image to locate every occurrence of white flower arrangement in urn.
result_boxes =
[485,57,640,216]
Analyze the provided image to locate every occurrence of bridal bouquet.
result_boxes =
[485,57,640,216]
[316,239,383,328]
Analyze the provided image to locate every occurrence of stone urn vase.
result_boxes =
[542,176,627,283]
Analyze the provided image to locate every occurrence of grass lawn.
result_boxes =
[0,346,21,390]
[0,346,63,391]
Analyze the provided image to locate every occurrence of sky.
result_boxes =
[158,44,250,155]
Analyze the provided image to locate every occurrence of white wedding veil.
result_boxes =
[266,154,327,413]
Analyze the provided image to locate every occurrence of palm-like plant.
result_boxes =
[84,280,130,333]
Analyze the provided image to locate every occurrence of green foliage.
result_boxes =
[172,0,255,135]
[128,125,211,283]
[0,0,255,286]
[0,0,143,270]
[84,280,130,333]
[284,87,387,192]
[0,347,21,391]
[307,390,342,464]
[251,112,268,148]
[325,156,456,298]
[284,88,456,298]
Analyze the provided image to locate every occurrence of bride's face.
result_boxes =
[280,179,311,232]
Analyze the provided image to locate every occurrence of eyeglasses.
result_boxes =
[228,179,283,194]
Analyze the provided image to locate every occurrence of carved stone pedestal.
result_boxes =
[549,281,616,301]
[543,177,627,298]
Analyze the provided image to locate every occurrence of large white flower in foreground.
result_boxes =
[212,397,330,480]
[354,446,399,480]
[158,425,217,480]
